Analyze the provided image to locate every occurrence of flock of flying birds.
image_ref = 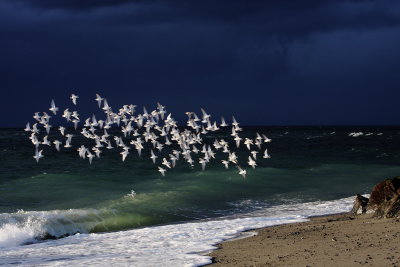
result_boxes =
[25,94,272,178]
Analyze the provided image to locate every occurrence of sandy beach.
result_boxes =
[208,213,400,266]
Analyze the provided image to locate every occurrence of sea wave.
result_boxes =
[0,196,355,266]
[0,209,103,248]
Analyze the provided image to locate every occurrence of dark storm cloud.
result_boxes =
[1,0,400,126]
[4,1,400,43]
[10,0,146,10]
[9,0,400,30]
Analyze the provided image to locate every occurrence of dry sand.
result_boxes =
[207,213,400,266]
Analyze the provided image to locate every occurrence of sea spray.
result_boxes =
[0,209,103,247]
[0,216,39,247]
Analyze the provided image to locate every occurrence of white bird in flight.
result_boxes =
[158,166,166,176]
[59,126,66,136]
[70,94,79,105]
[199,158,207,171]
[49,99,58,115]
[95,94,104,108]
[150,149,158,164]
[247,156,257,169]
[120,149,129,162]
[262,134,271,143]
[237,166,246,179]
[200,108,211,122]
[53,140,62,151]
[220,117,228,127]
[232,116,239,127]
[250,151,258,160]
[42,135,51,146]
[221,160,229,169]
[244,138,253,150]
[263,148,271,159]
[87,151,95,164]
[33,149,43,163]
[162,157,171,169]
[24,122,31,132]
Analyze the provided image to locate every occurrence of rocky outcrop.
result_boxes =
[368,177,400,218]
[351,194,369,215]
[352,177,400,218]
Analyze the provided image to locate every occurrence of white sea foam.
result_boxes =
[0,220,38,248]
[0,196,355,266]
[0,209,103,248]
[349,132,364,137]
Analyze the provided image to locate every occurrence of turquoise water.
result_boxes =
[1,126,400,238]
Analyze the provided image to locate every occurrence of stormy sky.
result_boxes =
[1,0,400,126]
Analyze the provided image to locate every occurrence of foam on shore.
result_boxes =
[0,196,354,266]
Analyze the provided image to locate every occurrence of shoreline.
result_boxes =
[206,212,400,266]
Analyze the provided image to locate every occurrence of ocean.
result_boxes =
[1,126,399,266]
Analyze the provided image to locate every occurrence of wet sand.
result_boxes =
[208,213,400,266]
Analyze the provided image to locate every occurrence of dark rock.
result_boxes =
[368,177,400,208]
[38,231,81,241]
[367,177,400,218]
[351,194,369,215]
[382,195,400,218]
